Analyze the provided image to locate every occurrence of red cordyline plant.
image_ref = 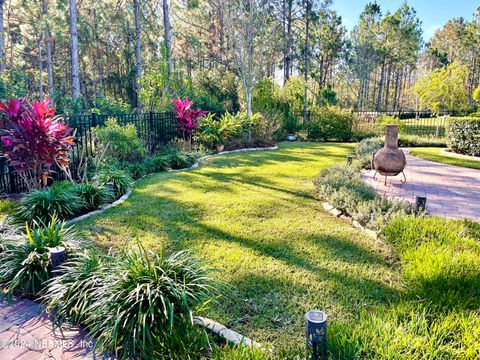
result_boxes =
[0,98,75,190]
[172,98,206,142]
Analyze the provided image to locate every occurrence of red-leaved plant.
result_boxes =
[172,98,206,142]
[0,98,75,190]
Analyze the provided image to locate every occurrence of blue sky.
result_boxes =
[331,0,479,41]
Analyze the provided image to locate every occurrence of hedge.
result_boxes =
[306,106,354,141]
[447,118,480,156]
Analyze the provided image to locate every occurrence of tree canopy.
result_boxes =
[0,0,477,115]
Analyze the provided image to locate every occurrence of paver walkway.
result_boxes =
[361,150,480,222]
[0,297,107,359]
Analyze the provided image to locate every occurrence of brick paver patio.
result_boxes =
[0,297,110,359]
[361,150,480,222]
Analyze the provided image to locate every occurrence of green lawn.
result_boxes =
[76,142,402,355]
[402,118,448,137]
[410,147,480,170]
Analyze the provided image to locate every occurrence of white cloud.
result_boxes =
[424,25,441,41]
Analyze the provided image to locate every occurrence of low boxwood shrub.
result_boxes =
[94,168,133,197]
[44,242,217,359]
[306,106,354,141]
[0,216,79,297]
[447,118,480,156]
[314,163,411,231]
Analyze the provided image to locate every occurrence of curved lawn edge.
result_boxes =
[440,149,480,162]
[65,145,279,225]
[408,147,480,170]
[169,145,279,172]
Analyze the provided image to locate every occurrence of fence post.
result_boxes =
[149,111,154,151]
[8,165,16,193]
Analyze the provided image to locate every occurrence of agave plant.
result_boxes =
[172,98,206,142]
[0,98,75,190]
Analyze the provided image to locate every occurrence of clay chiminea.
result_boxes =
[373,125,406,185]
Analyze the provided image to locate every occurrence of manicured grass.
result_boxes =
[410,147,480,170]
[330,216,480,359]
[76,142,401,355]
[402,117,448,137]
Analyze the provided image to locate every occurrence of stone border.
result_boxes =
[322,202,378,240]
[65,190,132,226]
[193,316,261,348]
[440,149,480,162]
[65,146,278,226]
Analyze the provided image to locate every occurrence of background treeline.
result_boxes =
[0,0,478,115]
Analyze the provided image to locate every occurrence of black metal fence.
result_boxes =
[298,108,476,140]
[352,110,473,137]
[1,112,179,194]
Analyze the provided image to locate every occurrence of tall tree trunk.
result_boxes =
[385,63,391,110]
[163,0,173,81]
[133,0,142,108]
[0,0,5,74]
[92,8,103,99]
[303,0,310,121]
[375,60,385,111]
[42,0,54,101]
[69,0,81,99]
[283,0,292,85]
[393,69,400,110]
[37,35,44,101]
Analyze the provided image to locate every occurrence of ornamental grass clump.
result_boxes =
[44,242,217,359]
[0,98,75,190]
[16,185,84,224]
[93,167,133,197]
[71,182,113,211]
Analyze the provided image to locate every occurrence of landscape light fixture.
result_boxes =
[347,155,353,165]
[415,195,427,213]
[49,246,67,271]
[305,310,327,360]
